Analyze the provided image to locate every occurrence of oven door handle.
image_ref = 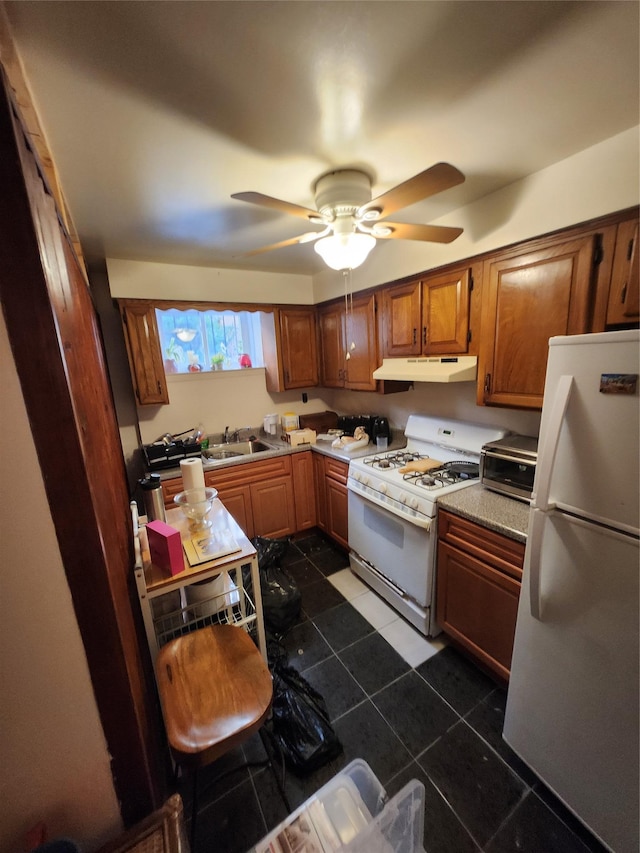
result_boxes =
[483,450,535,465]
[347,479,432,530]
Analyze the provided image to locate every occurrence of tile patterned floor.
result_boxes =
[181,532,607,853]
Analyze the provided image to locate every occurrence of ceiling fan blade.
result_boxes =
[231,191,319,221]
[359,163,465,219]
[375,222,463,243]
[244,230,326,257]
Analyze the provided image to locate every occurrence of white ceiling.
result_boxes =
[5,0,640,276]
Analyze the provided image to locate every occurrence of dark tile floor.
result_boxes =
[181,532,607,853]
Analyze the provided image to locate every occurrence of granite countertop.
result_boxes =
[437,483,530,543]
[153,430,407,480]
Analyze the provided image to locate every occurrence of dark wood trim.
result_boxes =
[0,70,164,825]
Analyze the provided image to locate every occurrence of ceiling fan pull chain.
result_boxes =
[343,270,351,360]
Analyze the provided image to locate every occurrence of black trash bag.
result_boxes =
[252,535,291,570]
[270,659,343,775]
[247,536,302,635]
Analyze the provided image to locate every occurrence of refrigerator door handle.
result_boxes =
[528,508,546,620]
[532,374,574,510]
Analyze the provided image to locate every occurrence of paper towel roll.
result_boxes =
[180,458,206,502]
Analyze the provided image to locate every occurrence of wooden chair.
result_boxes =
[155,624,288,849]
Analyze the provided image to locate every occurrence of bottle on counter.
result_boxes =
[139,474,166,523]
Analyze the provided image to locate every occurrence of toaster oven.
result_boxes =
[480,435,538,503]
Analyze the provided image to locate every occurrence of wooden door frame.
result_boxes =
[0,71,164,825]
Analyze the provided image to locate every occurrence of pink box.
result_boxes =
[146,520,184,576]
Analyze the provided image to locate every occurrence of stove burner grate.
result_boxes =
[401,459,480,490]
[365,450,429,469]
[443,460,480,480]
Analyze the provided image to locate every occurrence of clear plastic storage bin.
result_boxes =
[253,759,425,852]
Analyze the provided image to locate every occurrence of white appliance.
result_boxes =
[504,330,639,853]
[347,415,508,635]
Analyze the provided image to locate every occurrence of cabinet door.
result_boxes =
[314,452,327,531]
[480,236,595,409]
[437,540,520,682]
[120,301,169,405]
[291,451,316,531]
[279,307,319,388]
[607,218,639,325]
[251,476,295,538]
[324,457,349,549]
[345,293,378,391]
[422,268,470,354]
[382,280,421,356]
[325,476,349,551]
[213,485,254,539]
[317,303,345,387]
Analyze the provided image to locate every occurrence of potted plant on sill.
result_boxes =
[210,352,225,371]
[164,337,184,374]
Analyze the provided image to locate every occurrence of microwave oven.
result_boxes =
[480,435,538,503]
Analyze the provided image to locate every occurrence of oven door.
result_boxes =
[347,490,435,607]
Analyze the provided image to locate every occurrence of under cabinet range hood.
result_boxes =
[373,356,478,383]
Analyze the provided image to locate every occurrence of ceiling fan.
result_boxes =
[231,162,465,271]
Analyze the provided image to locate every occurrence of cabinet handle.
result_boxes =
[413,328,417,345]
[422,326,427,346]
[621,282,628,304]
[157,380,162,394]
[484,373,492,393]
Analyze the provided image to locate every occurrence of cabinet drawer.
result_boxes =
[161,477,184,508]
[204,455,291,489]
[324,456,348,485]
[438,510,524,580]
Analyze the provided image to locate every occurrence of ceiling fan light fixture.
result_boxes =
[314,232,376,271]
[175,328,197,343]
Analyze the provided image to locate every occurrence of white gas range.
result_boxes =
[347,415,508,636]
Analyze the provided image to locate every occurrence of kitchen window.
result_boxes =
[156,307,264,374]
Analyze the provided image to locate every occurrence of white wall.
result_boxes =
[323,383,541,439]
[0,313,122,853]
[106,258,314,303]
[137,368,332,445]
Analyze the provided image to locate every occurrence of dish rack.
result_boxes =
[131,502,266,664]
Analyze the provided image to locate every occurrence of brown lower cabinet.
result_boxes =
[161,450,320,541]
[323,457,349,550]
[436,509,524,683]
[291,450,317,532]
[162,455,295,539]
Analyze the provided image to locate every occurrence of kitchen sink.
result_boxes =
[203,440,275,462]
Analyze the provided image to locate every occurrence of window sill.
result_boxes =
[166,367,265,382]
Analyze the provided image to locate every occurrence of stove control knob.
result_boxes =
[379,482,387,494]
[409,497,419,509]
[398,494,407,504]
[361,475,370,486]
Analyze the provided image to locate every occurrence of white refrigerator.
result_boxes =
[504,330,639,853]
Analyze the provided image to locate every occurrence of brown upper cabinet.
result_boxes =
[478,235,596,409]
[262,306,318,392]
[317,293,378,391]
[382,266,472,357]
[606,216,639,326]
[119,301,169,405]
